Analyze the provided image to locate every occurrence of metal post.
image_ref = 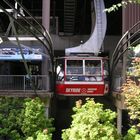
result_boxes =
[24,75,25,91]
[117,108,122,134]
[122,37,127,83]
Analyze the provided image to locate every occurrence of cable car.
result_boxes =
[55,55,109,96]
[55,0,108,96]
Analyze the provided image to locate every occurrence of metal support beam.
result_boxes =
[0,9,13,12]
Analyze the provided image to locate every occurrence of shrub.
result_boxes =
[62,98,120,140]
[22,97,54,139]
[0,97,54,140]
[121,54,140,138]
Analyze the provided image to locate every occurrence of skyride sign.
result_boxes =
[56,83,105,95]
[0,47,42,61]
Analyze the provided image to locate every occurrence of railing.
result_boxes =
[110,20,140,75]
[110,20,140,92]
[0,75,49,91]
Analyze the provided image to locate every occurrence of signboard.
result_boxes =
[0,48,42,60]
[65,87,97,94]
[56,84,105,95]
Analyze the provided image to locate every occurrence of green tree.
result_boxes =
[0,97,24,139]
[0,97,54,140]
[62,98,120,140]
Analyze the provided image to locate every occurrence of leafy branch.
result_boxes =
[104,0,140,13]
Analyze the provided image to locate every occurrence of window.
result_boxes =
[85,60,101,75]
[66,60,83,75]
[65,59,103,82]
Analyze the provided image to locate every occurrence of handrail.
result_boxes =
[0,75,50,91]
[111,28,140,73]
[110,21,140,75]
[110,20,140,91]
[0,0,55,94]
[111,20,140,65]
[0,3,53,60]
[4,0,53,53]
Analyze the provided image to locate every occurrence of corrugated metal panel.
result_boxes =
[122,2,140,33]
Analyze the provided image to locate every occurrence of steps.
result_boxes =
[64,0,76,35]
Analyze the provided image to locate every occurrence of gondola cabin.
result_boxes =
[55,56,109,96]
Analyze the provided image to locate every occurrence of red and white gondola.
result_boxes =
[55,55,109,96]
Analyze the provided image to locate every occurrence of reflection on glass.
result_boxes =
[67,60,83,74]
[85,60,101,75]
[66,59,103,82]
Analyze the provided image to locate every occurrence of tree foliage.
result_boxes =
[22,98,54,138]
[105,0,140,12]
[121,49,140,139]
[62,98,120,140]
[0,97,54,140]
[0,97,24,139]
[26,130,52,140]
[121,78,140,127]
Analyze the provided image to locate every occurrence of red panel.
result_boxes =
[56,83,105,96]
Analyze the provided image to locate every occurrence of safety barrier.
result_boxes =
[0,75,49,91]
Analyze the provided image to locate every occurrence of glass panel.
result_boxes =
[85,60,102,81]
[85,60,101,75]
[66,60,83,74]
[66,59,103,82]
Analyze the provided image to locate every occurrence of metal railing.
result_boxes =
[0,75,49,91]
[110,20,140,75]
[110,20,140,92]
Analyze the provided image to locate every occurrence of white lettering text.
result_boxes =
[66,88,81,93]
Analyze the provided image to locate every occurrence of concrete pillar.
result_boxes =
[42,0,51,90]
[42,0,50,31]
